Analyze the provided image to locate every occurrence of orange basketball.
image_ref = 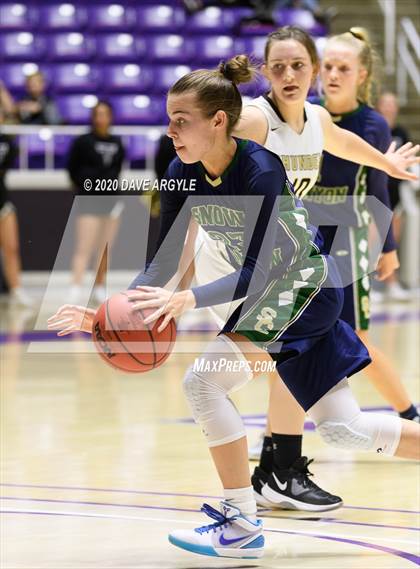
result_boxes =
[92,290,176,373]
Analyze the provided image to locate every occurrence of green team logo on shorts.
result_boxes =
[232,256,328,347]
[255,307,277,334]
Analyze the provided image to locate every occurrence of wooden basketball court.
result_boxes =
[1,290,419,568]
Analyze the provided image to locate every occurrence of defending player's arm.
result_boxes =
[232,106,268,145]
[317,105,420,181]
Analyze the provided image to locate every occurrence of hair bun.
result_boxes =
[349,27,370,44]
[218,55,256,85]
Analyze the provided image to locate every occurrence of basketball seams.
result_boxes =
[105,298,155,369]
[154,319,176,366]
[93,293,176,373]
[120,291,157,368]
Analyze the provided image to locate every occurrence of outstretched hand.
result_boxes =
[47,305,96,336]
[385,141,420,181]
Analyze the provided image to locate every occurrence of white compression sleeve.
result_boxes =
[308,379,402,456]
[183,335,253,447]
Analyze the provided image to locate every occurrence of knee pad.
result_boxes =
[182,335,252,447]
[317,412,402,456]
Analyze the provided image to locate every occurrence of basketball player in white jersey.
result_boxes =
[185,26,419,511]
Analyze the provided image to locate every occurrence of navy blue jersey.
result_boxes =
[131,139,326,309]
[305,99,396,253]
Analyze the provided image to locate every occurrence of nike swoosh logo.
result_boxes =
[219,534,251,546]
[273,472,287,491]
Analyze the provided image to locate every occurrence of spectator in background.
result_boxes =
[155,134,176,183]
[148,134,176,219]
[67,101,125,304]
[0,81,16,123]
[377,92,413,300]
[0,106,32,306]
[17,71,62,125]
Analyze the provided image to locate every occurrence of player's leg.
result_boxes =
[306,378,420,459]
[0,207,21,289]
[254,373,343,511]
[357,329,419,420]
[0,205,32,305]
[169,333,265,559]
[70,214,102,301]
[342,225,418,420]
[92,211,123,303]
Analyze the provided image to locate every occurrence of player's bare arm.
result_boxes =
[317,105,420,180]
[233,105,269,145]
[47,304,95,335]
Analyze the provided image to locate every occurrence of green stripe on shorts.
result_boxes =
[349,226,370,331]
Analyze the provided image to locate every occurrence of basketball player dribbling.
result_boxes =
[49,55,420,559]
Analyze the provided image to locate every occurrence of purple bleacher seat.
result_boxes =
[136,5,185,32]
[151,64,192,93]
[241,36,267,62]
[147,35,194,64]
[110,95,166,125]
[238,73,269,97]
[0,32,45,61]
[126,134,160,167]
[88,4,136,31]
[126,135,147,162]
[187,6,238,34]
[194,35,244,64]
[54,134,73,154]
[237,7,277,38]
[47,33,96,61]
[24,131,73,169]
[39,4,87,31]
[278,9,325,35]
[0,4,37,30]
[104,64,154,93]
[54,134,74,167]
[52,63,101,93]
[58,94,98,124]
[96,34,146,62]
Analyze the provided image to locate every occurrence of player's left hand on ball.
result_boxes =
[129,286,196,332]
[375,250,400,281]
[385,141,420,181]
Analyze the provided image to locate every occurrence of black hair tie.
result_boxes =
[219,60,234,82]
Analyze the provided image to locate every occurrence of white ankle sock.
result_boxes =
[224,486,257,521]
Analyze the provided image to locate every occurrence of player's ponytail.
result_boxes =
[327,27,381,106]
[169,56,256,134]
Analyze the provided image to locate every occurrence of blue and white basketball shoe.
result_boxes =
[168,501,264,559]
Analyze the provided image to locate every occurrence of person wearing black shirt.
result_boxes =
[0,107,32,305]
[67,101,125,304]
[17,71,61,125]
